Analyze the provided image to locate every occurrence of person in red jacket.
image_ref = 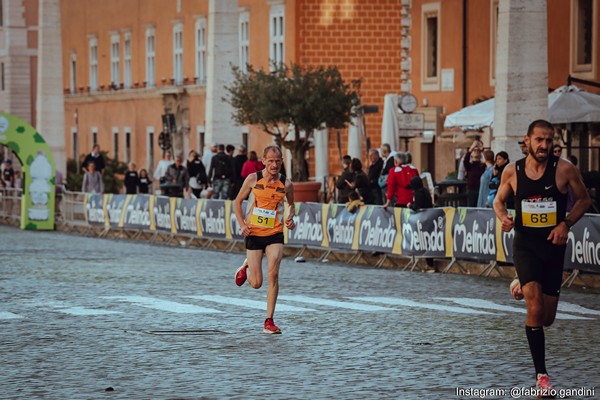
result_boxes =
[241,150,265,179]
[383,152,419,208]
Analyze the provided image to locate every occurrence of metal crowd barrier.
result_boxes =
[0,188,23,224]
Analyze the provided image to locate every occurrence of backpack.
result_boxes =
[213,154,233,180]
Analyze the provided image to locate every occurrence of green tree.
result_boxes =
[66,151,127,194]
[225,63,360,182]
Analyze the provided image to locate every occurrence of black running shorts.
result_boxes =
[245,232,284,251]
[512,231,566,297]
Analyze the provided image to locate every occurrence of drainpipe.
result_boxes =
[462,0,468,107]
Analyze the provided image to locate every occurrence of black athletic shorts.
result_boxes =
[512,231,566,297]
[245,232,284,251]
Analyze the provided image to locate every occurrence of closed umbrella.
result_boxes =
[347,111,363,159]
[381,94,400,150]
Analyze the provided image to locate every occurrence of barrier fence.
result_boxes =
[73,192,600,274]
[0,188,23,224]
[4,191,599,282]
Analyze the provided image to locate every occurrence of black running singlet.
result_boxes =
[514,155,567,238]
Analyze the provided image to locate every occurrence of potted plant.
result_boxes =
[225,63,360,188]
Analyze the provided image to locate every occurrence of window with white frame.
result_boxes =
[197,125,205,156]
[146,27,156,87]
[269,4,285,69]
[113,128,119,161]
[70,53,77,93]
[125,129,132,163]
[72,128,78,160]
[146,127,155,172]
[124,32,132,89]
[173,23,184,84]
[239,11,250,72]
[91,127,98,147]
[489,0,499,85]
[110,33,120,86]
[89,37,98,92]
[195,18,207,85]
[570,0,597,78]
[421,2,441,91]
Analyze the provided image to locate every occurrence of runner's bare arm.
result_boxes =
[563,160,591,225]
[284,178,296,230]
[234,173,257,237]
[546,161,590,244]
[493,164,516,232]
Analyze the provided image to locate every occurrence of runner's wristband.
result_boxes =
[564,219,574,228]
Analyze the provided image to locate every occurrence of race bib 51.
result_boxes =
[250,207,276,228]
[521,201,557,228]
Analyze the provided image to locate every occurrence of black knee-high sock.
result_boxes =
[525,326,547,375]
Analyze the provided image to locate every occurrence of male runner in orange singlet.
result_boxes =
[233,145,296,334]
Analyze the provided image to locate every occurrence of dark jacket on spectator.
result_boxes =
[409,176,433,210]
[124,170,139,194]
[336,168,355,203]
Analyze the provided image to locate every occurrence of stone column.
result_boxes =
[314,127,329,182]
[36,0,66,175]
[3,0,32,124]
[492,0,548,161]
[206,0,239,147]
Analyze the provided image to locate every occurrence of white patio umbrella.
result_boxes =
[444,85,600,129]
[548,85,600,124]
[443,98,495,130]
[381,94,400,151]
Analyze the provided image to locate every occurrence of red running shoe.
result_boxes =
[234,259,248,287]
[510,278,524,301]
[536,374,554,398]
[263,318,282,334]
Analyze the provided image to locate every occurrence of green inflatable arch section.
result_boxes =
[0,112,56,230]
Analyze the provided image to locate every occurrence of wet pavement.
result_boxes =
[1,225,599,399]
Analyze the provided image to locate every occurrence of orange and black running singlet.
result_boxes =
[245,171,287,237]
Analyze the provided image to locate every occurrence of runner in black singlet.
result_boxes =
[493,120,591,397]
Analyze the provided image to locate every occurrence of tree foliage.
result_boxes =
[225,63,360,181]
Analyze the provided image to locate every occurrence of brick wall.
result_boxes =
[298,0,403,176]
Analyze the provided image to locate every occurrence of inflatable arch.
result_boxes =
[0,112,56,230]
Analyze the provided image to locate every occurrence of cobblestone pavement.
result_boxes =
[1,225,599,400]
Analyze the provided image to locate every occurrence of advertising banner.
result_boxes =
[565,214,600,273]
[105,194,129,228]
[451,208,497,261]
[322,203,360,250]
[123,194,153,231]
[79,196,600,274]
[173,198,201,235]
[199,199,227,238]
[494,210,515,264]
[153,196,173,232]
[228,200,247,241]
[400,207,452,257]
[84,193,106,226]
[287,202,325,247]
[355,206,397,253]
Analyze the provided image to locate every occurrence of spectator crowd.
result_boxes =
[78,143,263,200]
